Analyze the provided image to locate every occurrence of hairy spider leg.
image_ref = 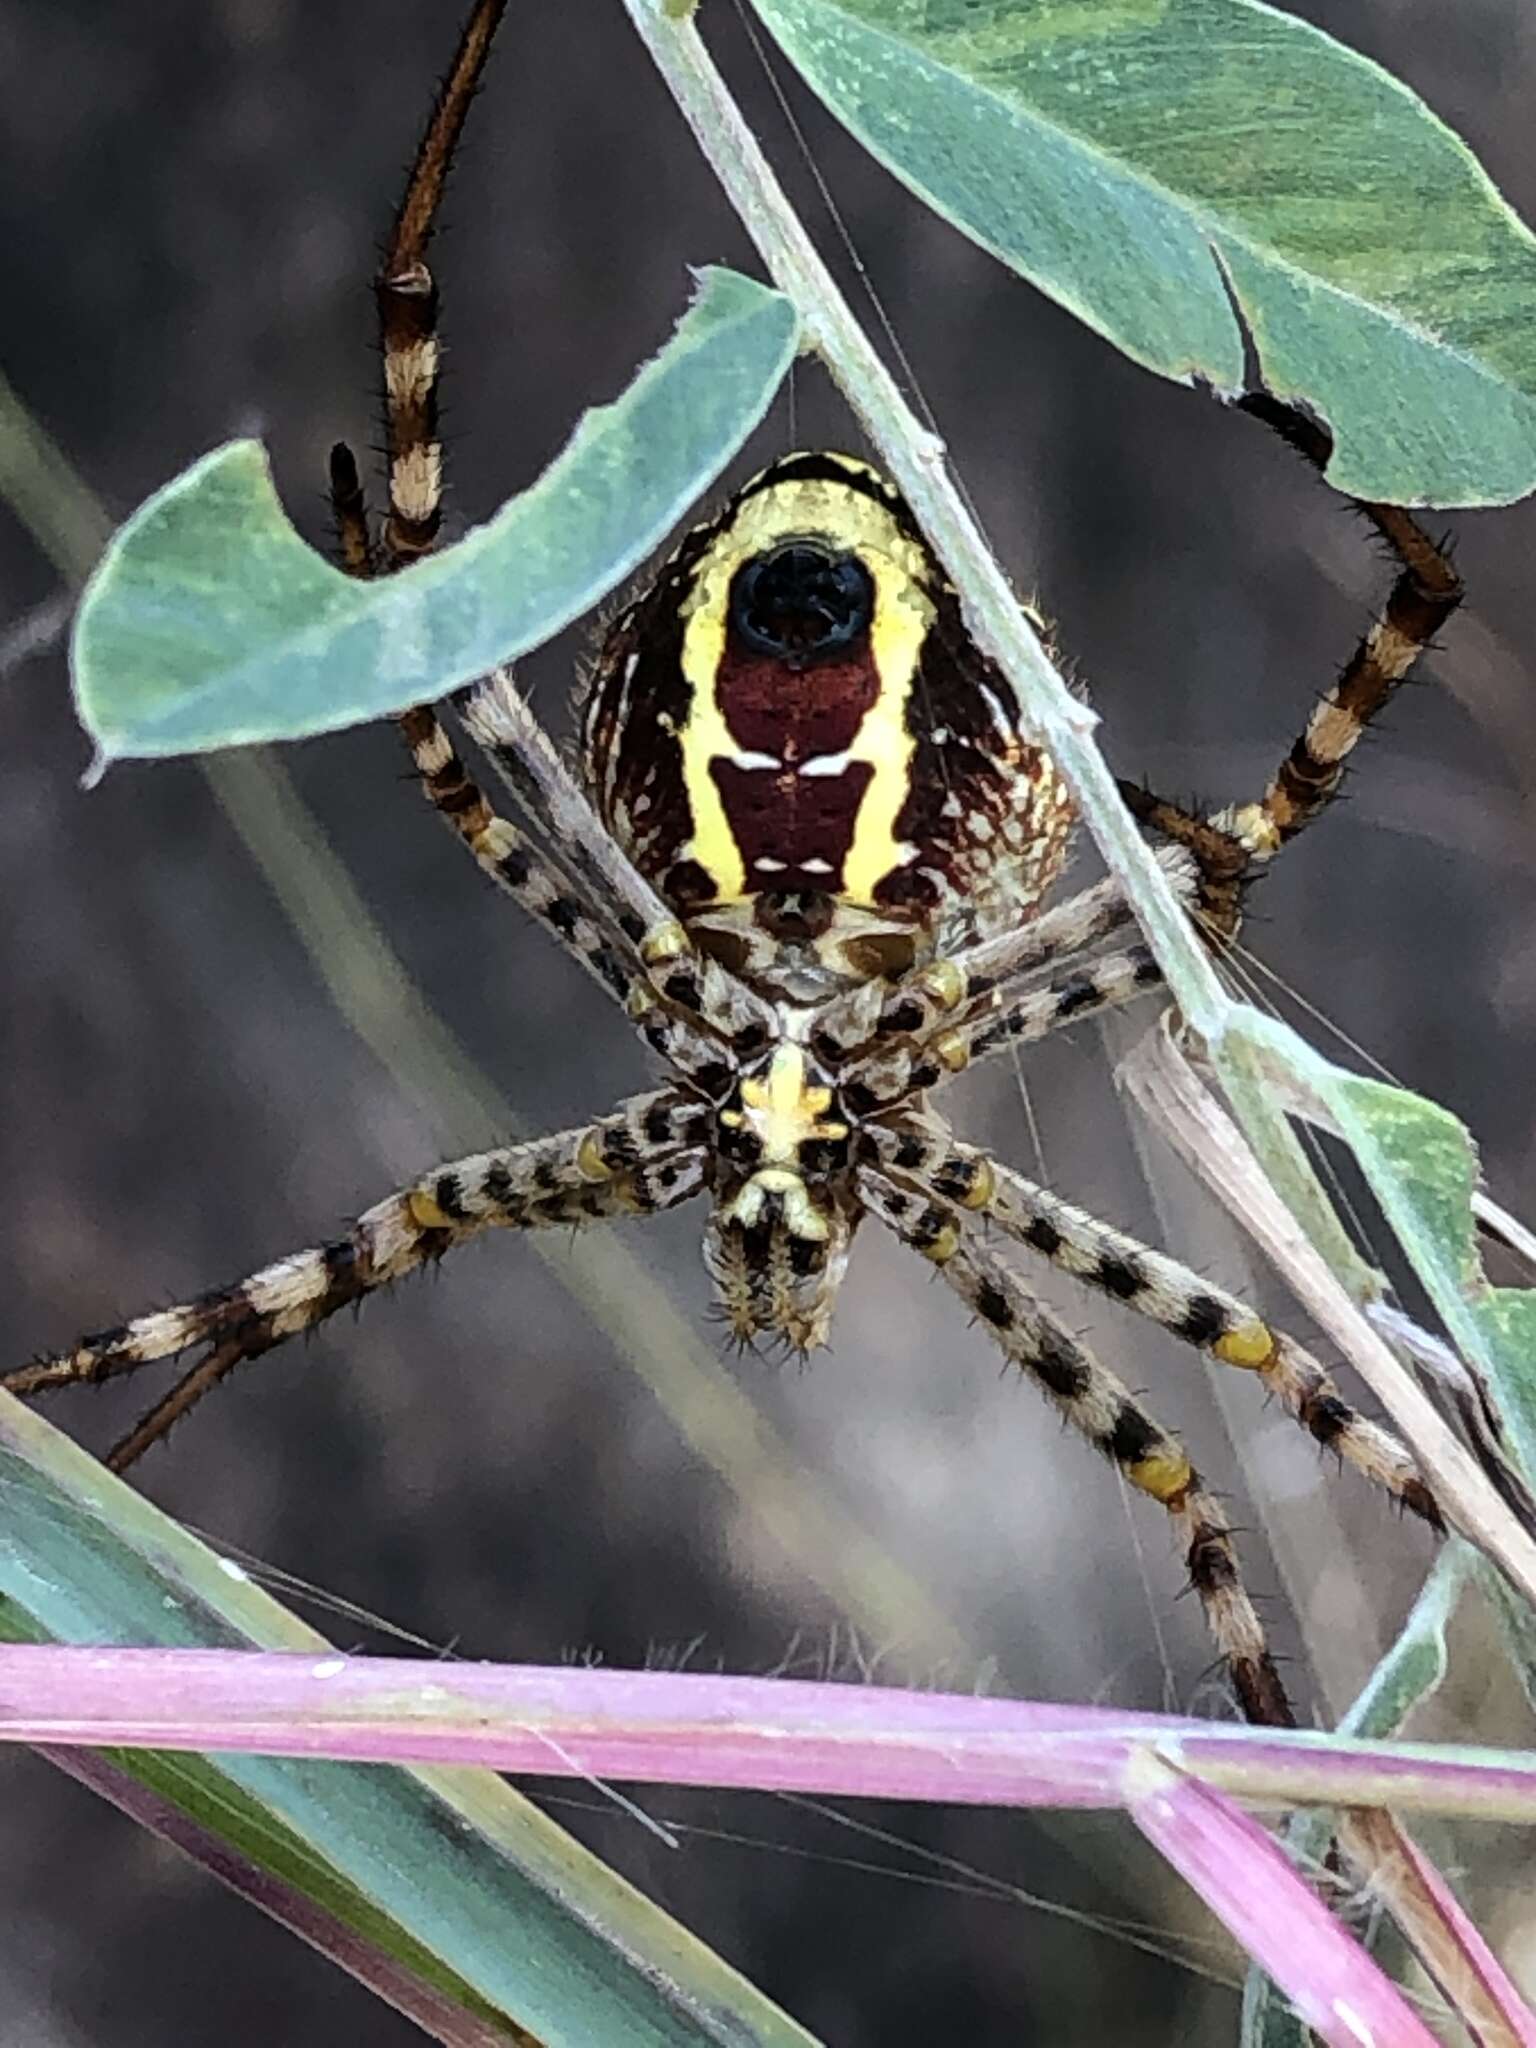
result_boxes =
[350,0,775,1063]
[863,1117,1443,1530]
[809,847,1199,1067]
[1121,403,1463,938]
[836,937,1173,1116]
[7,1096,709,1468]
[859,1167,1295,1727]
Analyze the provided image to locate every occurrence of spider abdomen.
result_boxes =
[582,450,1076,994]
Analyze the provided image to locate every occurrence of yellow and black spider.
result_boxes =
[7,0,1462,1732]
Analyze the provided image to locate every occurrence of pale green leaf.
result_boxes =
[748,0,1536,505]
[74,266,798,763]
[1224,1011,1536,1489]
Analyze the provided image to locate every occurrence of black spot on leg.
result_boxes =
[432,1172,471,1222]
[600,1128,640,1170]
[1300,1391,1350,1447]
[1023,1216,1062,1258]
[432,777,481,819]
[1403,1479,1445,1531]
[191,1283,261,1340]
[788,1236,823,1278]
[1094,1253,1146,1300]
[80,1322,132,1359]
[321,1236,360,1286]
[662,969,703,1013]
[318,1238,362,1307]
[892,1132,926,1170]
[1176,1295,1230,1347]
[933,1155,981,1202]
[880,998,925,1036]
[1185,1525,1238,1595]
[1052,975,1100,1019]
[594,954,631,1002]
[1032,1331,1090,1401]
[973,1278,1014,1330]
[1236,1657,1296,1729]
[909,1203,951,1254]
[1105,1402,1162,1469]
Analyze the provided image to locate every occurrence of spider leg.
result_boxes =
[329,429,721,1066]
[327,440,374,575]
[460,671,776,1058]
[862,1116,1442,1531]
[1121,402,1463,938]
[374,0,506,570]
[323,8,684,1033]
[811,847,1199,1068]
[837,937,1173,1116]
[396,697,768,1091]
[8,1091,708,1469]
[341,0,773,1066]
[859,1166,1294,1727]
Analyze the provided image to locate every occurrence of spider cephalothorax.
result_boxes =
[10,0,1464,1732]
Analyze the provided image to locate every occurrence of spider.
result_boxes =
[6,0,1464,1732]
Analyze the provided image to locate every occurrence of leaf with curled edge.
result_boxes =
[73,267,799,767]
[749,0,1536,505]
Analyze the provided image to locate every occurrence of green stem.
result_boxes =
[620,0,1333,1237]
[0,364,113,578]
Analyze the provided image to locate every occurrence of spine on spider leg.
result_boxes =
[858,1168,1296,1727]
[7,1103,707,1405]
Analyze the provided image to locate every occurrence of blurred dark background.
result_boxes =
[3,1,1536,2041]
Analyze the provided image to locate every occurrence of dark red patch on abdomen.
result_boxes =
[715,642,878,765]
[709,758,873,893]
[709,636,882,893]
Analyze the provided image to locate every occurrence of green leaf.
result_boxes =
[747,0,1536,506]
[0,1390,820,2048]
[73,266,798,764]
[1222,1010,1536,1490]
